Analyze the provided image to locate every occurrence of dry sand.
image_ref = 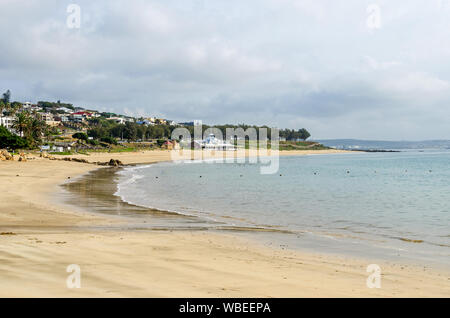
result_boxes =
[0,150,448,297]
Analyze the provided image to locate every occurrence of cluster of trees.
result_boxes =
[0,90,26,119]
[0,90,27,149]
[0,91,58,149]
[279,128,311,141]
[10,112,51,148]
[87,118,173,142]
[193,124,272,139]
[201,125,311,141]
[86,120,311,143]
[72,131,117,146]
[0,125,28,149]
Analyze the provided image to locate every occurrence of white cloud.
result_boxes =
[382,72,450,94]
[363,56,401,71]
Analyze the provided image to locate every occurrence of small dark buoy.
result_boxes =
[156,176,158,179]
[240,175,243,177]
[347,170,350,174]
[314,172,317,175]
[67,177,70,179]
[280,174,282,176]
[200,176,202,178]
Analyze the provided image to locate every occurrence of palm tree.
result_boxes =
[9,102,22,117]
[12,112,30,137]
[30,118,46,143]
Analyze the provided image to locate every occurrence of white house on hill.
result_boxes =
[0,116,14,131]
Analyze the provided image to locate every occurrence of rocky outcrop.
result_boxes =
[95,159,124,166]
[18,152,27,162]
[32,153,124,167]
[71,158,89,164]
[0,149,14,161]
[0,150,32,162]
[108,159,123,166]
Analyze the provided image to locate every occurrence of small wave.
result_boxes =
[395,237,450,248]
[120,173,144,186]
[397,237,424,243]
[113,187,212,221]
[215,226,294,234]
[115,173,145,198]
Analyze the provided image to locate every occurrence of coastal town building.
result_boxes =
[22,102,33,109]
[107,117,126,124]
[56,107,73,113]
[72,111,94,119]
[67,111,96,124]
[3,99,181,141]
[22,103,41,112]
[141,117,156,124]
[0,116,14,131]
[38,112,54,122]
[162,140,180,150]
[85,110,101,118]
[55,115,70,123]
[155,118,167,125]
[70,113,85,124]
[136,119,154,126]
[37,113,60,127]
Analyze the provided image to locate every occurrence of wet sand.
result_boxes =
[0,151,449,297]
[60,167,298,233]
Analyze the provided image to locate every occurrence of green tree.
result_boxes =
[299,128,311,141]
[88,139,100,146]
[0,125,28,149]
[12,112,31,138]
[123,122,137,141]
[28,118,46,146]
[2,90,11,104]
[151,125,165,139]
[100,136,117,145]
[72,132,89,141]
[9,102,21,116]
[156,139,165,147]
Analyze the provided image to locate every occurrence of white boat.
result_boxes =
[199,134,236,150]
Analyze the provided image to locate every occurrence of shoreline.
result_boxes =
[1,150,449,297]
[61,165,304,234]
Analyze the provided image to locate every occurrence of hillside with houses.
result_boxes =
[0,89,317,154]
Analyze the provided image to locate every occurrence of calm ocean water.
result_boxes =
[116,151,450,265]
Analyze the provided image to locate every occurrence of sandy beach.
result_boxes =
[0,150,449,297]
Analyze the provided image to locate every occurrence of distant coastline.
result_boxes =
[317,139,450,150]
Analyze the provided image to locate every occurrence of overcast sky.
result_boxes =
[1,0,449,140]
